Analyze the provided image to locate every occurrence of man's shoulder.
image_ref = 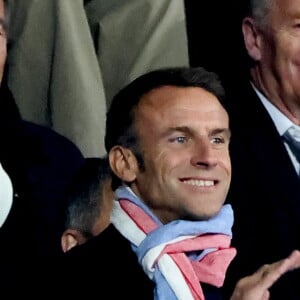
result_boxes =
[63,224,148,276]
[21,120,84,168]
[22,121,82,153]
[58,224,154,298]
[65,225,130,256]
[19,120,85,206]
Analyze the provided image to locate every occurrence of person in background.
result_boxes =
[222,0,300,299]
[0,0,85,291]
[61,156,113,252]
[44,66,300,300]
[5,0,189,157]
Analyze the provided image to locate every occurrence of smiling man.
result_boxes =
[60,67,235,300]
[114,82,232,223]
[50,66,300,300]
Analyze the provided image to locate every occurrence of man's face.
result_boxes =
[247,0,300,122]
[0,0,6,83]
[130,86,231,223]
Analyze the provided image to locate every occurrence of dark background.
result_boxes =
[184,1,249,85]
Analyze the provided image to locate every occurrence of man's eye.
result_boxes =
[211,137,225,144]
[172,136,187,143]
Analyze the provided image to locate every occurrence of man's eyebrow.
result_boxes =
[211,128,231,138]
[166,126,231,136]
[166,126,192,134]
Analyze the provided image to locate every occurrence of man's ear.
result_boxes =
[108,146,138,182]
[242,17,262,61]
[61,229,86,253]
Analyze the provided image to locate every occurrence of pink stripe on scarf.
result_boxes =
[119,198,157,232]
[119,198,236,299]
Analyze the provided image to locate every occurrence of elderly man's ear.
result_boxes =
[61,229,87,253]
[108,146,139,182]
[242,17,262,61]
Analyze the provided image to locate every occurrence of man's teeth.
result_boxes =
[183,179,214,186]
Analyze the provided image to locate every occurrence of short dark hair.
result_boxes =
[105,66,226,151]
[64,156,111,238]
[105,66,226,189]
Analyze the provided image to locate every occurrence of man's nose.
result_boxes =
[190,139,218,168]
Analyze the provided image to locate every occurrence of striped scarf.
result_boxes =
[110,186,236,300]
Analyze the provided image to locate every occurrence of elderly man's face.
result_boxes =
[0,0,7,84]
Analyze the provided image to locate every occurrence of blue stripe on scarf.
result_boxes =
[115,186,234,261]
[115,185,234,300]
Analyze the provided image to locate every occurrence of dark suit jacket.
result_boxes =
[0,82,85,290]
[40,224,222,300]
[58,224,154,299]
[222,78,300,300]
[0,121,85,255]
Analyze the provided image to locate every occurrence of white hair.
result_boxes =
[248,0,273,28]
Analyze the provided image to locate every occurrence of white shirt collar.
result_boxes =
[251,82,300,135]
[0,163,13,227]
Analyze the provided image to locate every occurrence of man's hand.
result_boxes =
[230,250,300,300]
